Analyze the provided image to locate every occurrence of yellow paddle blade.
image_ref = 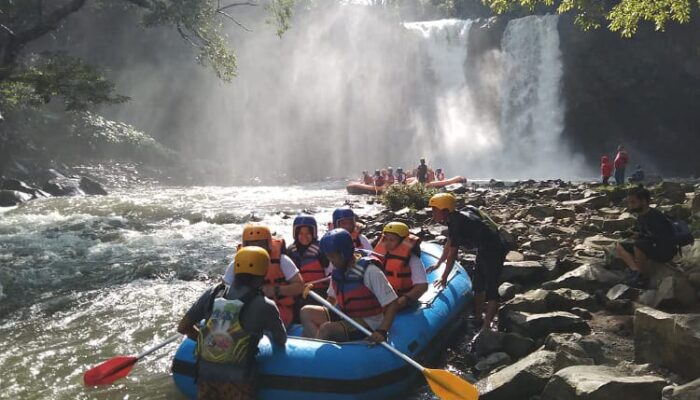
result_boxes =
[423,368,479,400]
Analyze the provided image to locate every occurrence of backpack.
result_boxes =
[672,220,695,248]
[462,206,515,250]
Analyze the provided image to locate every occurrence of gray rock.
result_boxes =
[554,207,576,219]
[544,332,605,364]
[501,311,591,339]
[530,237,560,254]
[505,250,525,262]
[43,177,85,197]
[546,288,599,312]
[475,352,512,374]
[0,190,33,206]
[472,330,535,360]
[0,178,47,198]
[498,282,524,301]
[662,377,700,400]
[606,284,640,301]
[654,275,698,310]
[634,307,700,380]
[569,307,593,320]
[541,365,666,400]
[563,195,610,210]
[501,261,547,284]
[500,289,550,315]
[542,264,627,292]
[601,215,637,232]
[478,350,570,400]
[79,176,108,195]
[528,205,556,219]
[502,332,536,359]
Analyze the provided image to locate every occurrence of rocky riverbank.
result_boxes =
[353,180,700,399]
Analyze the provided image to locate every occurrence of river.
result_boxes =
[0,181,471,399]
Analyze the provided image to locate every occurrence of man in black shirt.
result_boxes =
[429,193,506,333]
[416,158,428,184]
[616,186,677,282]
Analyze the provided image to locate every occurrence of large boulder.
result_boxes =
[43,177,85,197]
[544,332,606,364]
[79,176,108,195]
[501,311,591,339]
[477,350,572,400]
[530,236,560,254]
[0,178,48,198]
[542,264,626,292]
[653,275,698,310]
[541,365,666,400]
[634,307,700,380]
[501,261,547,283]
[663,377,700,400]
[475,352,512,374]
[547,288,599,312]
[472,330,535,359]
[498,282,524,301]
[0,190,33,206]
[500,289,550,314]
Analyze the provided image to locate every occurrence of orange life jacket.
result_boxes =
[287,242,327,290]
[332,252,385,318]
[374,234,421,296]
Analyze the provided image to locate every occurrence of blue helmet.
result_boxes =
[332,207,355,227]
[293,214,317,240]
[320,229,355,263]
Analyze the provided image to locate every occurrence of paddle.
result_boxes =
[304,289,478,400]
[83,333,181,386]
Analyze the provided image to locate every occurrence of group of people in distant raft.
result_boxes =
[600,144,645,185]
[177,193,509,399]
[361,158,447,186]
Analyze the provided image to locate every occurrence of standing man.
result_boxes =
[428,193,506,333]
[614,145,629,185]
[177,247,287,400]
[416,158,428,184]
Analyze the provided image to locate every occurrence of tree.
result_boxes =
[481,0,698,37]
[0,0,294,114]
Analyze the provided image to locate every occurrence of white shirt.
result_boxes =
[357,234,373,251]
[223,254,300,286]
[407,254,427,285]
[327,264,398,330]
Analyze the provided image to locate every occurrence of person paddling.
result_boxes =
[428,193,506,333]
[223,225,304,327]
[373,222,428,310]
[300,229,399,343]
[287,214,330,317]
[177,247,287,400]
[331,207,373,250]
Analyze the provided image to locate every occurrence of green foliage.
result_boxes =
[479,0,699,36]
[267,0,295,37]
[381,184,438,211]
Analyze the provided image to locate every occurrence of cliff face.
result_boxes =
[557,14,700,176]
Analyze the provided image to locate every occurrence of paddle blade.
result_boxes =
[423,368,479,400]
[83,356,138,386]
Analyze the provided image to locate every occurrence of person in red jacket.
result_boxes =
[600,156,613,185]
[614,145,629,185]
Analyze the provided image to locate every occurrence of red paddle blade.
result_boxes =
[83,355,138,386]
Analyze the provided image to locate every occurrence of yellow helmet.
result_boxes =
[383,222,409,238]
[234,246,270,277]
[242,224,272,245]
[429,193,456,212]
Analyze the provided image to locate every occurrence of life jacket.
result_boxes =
[386,174,395,184]
[331,252,385,318]
[196,284,258,366]
[363,175,374,185]
[614,151,629,169]
[374,176,385,186]
[287,242,328,290]
[396,173,406,184]
[374,234,421,296]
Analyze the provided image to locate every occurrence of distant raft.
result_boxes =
[171,242,473,400]
[345,176,467,195]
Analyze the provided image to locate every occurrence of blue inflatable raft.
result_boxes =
[171,242,473,399]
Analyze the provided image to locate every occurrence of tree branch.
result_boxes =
[217,10,252,32]
[217,1,258,12]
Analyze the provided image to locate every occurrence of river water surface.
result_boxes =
[0,181,468,399]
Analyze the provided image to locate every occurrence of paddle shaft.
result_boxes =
[136,334,181,359]
[308,276,331,286]
[307,290,425,373]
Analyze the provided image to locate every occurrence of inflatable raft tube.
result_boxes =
[171,242,472,400]
[405,176,467,188]
[345,182,386,195]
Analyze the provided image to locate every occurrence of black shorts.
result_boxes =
[473,248,506,301]
[324,308,370,341]
[621,240,676,263]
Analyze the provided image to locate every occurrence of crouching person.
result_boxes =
[177,247,287,400]
[300,229,399,344]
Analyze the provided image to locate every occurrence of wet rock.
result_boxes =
[546,288,599,312]
[501,261,547,284]
[530,237,560,254]
[475,352,512,374]
[477,350,569,400]
[502,332,536,359]
[554,207,576,219]
[0,178,47,198]
[79,176,108,195]
[654,275,698,310]
[541,365,666,400]
[569,307,593,320]
[563,194,610,210]
[544,332,605,364]
[505,250,525,262]
[662,377,700,400]
[43,177,85,197]
[498,282,524,301]
[0,190,33,206]
[606,284,641,302]
[500,289,549,314]
[472,330,535,360]
[542,264,627,292]
[634,307,700,380]
[501,311,591,339]
[528,205,556,219]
